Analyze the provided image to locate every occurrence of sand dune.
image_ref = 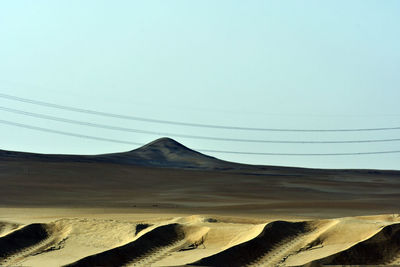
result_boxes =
[192,220,312,267]
[0,222,20,237]
[0,213,399,266]
[66,223,187,267]
[0,221,70,266]
[306,220,400,266]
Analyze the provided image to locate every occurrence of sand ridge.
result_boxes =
[0,212,399,266]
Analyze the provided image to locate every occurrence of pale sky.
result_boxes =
[0,0,399,169]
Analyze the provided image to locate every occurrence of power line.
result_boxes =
[1,119,400,156]
[2,106,400,144]
[0,119,142,146]
[1,92,400,132]
[200,149,400,156]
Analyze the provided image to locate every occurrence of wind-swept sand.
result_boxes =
[1,138,400,266]
[0,211,400,266]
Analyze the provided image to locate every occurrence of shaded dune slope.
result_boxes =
[192,221,312,267]
[0,222,20,237]
[0,222,69,265]
[306,222,400,266]
[65,223,187,267]
[0,223,48,260]
[1,216,400,266]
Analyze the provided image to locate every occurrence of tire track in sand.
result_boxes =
[0,222,70,266]
[65,223,186,267]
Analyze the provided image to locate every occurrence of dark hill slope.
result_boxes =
[0,138,228,170]
[1,137,398,176]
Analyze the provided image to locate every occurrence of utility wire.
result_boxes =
[2,106,400,144]
[199,149,400,156]
[1,92,400,132]
[0,119,142,146]
[1,119,400,156]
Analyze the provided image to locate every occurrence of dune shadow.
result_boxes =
[306,222,400,266]
[0,223,49,260]
[191,220,311,267]
[65,223,185,267]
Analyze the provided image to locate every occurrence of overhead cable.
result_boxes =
[1,119,400,156]
[1,93,400,132]
[2,106,400,144]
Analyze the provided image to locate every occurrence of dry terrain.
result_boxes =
[0,138,399,266]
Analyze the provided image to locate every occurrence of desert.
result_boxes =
[1,138,400,266]
[2,1,399,266]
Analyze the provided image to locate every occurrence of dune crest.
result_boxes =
[0,214,399,266]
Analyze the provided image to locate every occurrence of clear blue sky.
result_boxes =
[1,0,399,169]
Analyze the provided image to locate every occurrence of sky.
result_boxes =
[0,0,399,170]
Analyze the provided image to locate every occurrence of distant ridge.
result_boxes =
[0,137,231,170]
[0,137,399,174]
